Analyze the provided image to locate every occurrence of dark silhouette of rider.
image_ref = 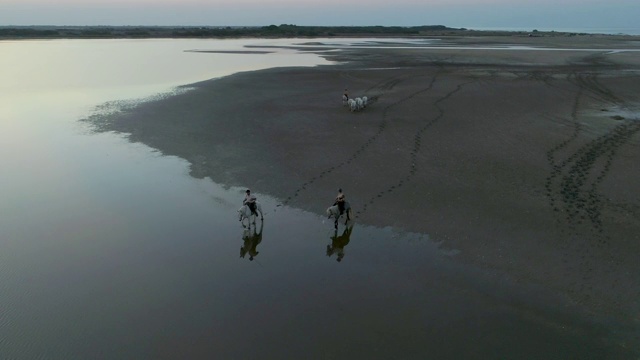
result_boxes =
[243,189,258,216]
[333,188,350,220]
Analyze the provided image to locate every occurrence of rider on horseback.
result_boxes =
[333,188,350,221]
[244,189,258,216]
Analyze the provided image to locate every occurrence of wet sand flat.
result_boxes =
[87,35,640,353]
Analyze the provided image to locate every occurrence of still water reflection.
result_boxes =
[0,38,633,359]
[327,225,354,262]
[240,221,264,262]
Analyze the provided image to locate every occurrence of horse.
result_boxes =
[355,97,364,110]
[326,202,352,229]
[238,202,263,227]
[342,94,349,106]
[348,98,357,112]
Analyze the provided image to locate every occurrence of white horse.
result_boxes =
[348,98,357,112]
[342,94,349,106]
[362,96,368,107]
[326,202,353,229]
[238,202,263,227]
[355,97,363,110]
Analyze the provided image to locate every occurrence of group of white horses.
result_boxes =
[238,200,352,230]
[343,95,368,112]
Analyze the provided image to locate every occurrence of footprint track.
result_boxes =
[357,80,475,217]
[280,73,432,208]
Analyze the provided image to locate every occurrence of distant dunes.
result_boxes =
[0,24,484,39]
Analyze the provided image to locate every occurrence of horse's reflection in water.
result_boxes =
[327,225,354,262]
[240,221,263,261]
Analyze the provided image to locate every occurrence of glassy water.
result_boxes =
[0,38,633,358]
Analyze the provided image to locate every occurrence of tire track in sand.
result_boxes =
[546,72,639,234]
[544,71,640,312]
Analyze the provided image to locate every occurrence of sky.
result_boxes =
[1,0,639,33]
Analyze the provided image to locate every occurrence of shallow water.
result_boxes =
[0,38,635,358]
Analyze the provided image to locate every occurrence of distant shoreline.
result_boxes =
[466,26,640,36]
[2,24,637,40]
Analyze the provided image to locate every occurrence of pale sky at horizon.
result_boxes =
[1,0,639,33]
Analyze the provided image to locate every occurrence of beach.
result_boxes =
[85,35,640,354]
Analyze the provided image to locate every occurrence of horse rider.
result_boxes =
[333,188,350,221]
[243,189,258,216]
[343,88,349,101]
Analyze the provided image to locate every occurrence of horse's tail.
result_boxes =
[256,203,264,219]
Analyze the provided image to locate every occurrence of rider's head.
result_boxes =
[246,189,251,194]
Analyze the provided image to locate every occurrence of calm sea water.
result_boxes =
[0,38,634,359]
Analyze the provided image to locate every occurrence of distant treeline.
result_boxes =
[0,24,469,39]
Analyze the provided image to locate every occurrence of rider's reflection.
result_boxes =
[326,225,353,262]
[240,221,263,261]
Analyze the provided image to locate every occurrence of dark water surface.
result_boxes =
[0,39,635,359]
[1,186,625,359]
[3,192,628,358]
